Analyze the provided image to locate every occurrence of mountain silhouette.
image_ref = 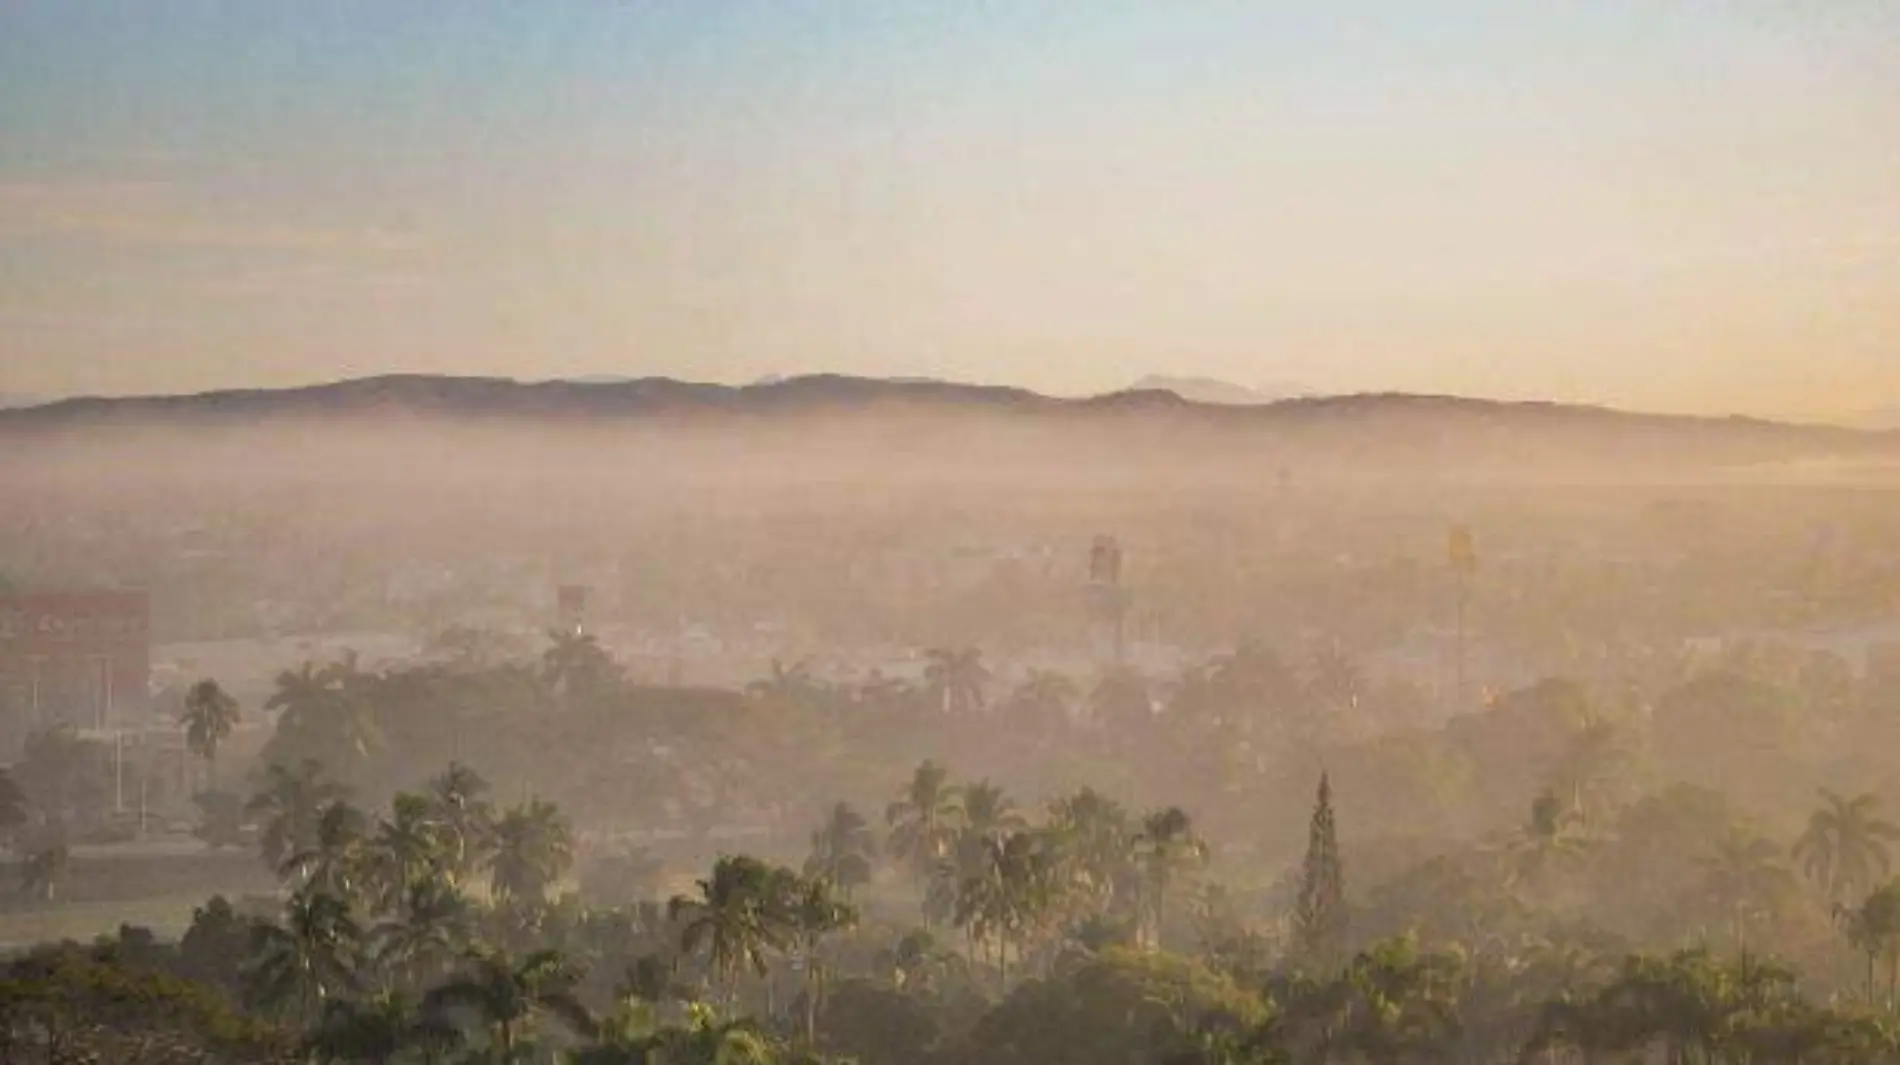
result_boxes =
[1,373,1889,472]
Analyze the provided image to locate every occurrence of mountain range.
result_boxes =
[1,373,1892,473]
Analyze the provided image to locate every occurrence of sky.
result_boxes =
[2,2,1898,420]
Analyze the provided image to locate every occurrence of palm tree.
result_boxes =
[1840,880,1900,1009]
[180,677,240,790]
[1133,806,1208,951]
[1794,789,1900,903]
[954,829,1059,986]
[804,801,878,900]
[1700,829,1801,954]
[425,762,496,888]
[248,759,351,873]
[886,760,963,894]
[373,879,474,993]
[747,658,827,709]
[265,659,379,772]
[668,855,792,1003]
[365,792,450,913]
[283,801,372,902]
[490,798,575,906]
[422,948,595,1064]
[246,888,364,1023]
[789,873,858,1047]
[959,779,1024,844]
[1045,787,1134,916]
[923,647,990,715]
[543,629,621,703]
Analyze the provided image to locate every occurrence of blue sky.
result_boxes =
[3,2,1897,417]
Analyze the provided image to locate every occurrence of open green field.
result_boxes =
[0,892,217,949]
[0,844,278,950]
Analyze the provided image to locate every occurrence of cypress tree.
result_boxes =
[1293,771,1347,967]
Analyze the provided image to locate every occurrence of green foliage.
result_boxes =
[491,797,575,906]
[960,947,1268,1065]
[0,948,295,1063]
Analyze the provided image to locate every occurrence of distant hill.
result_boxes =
[1,373,1891,474]
[1129,375,1301,405]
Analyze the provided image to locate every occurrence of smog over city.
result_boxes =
[5,5,1900,1064]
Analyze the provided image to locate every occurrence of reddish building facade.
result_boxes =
[0,591,150,745]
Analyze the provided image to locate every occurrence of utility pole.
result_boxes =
[1448,524,1478,707]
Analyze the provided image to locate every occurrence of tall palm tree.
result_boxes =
[1700,829,1801,953]
[246,889,364,1024]
[804,801,878,900]
[365,792,451,913]
[954,829,1059,987]
[789,873,858,1047]
[373,879,474,993]
[958,779,1024,845]
[1133,806,1209,951]
[923,647,991,716]
[248,759,351,873]
[422,948,595,1064]
[181,677,240,790]
[1045,786,1135,916]
[284,801,373,903]
[886,761,963,892]
[1794,789,1900,903]
[425,761,496,888]
[490,798,575,906]
[668,855,792,1002]
[543,629,621,703]
[265,659,379,772]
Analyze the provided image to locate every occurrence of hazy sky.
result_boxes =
[3,2,1897,418]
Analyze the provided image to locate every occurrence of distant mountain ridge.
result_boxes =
[1129,375,1303,405]
[1,373,1890,470]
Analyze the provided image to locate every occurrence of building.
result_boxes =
[0,591,151,752]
